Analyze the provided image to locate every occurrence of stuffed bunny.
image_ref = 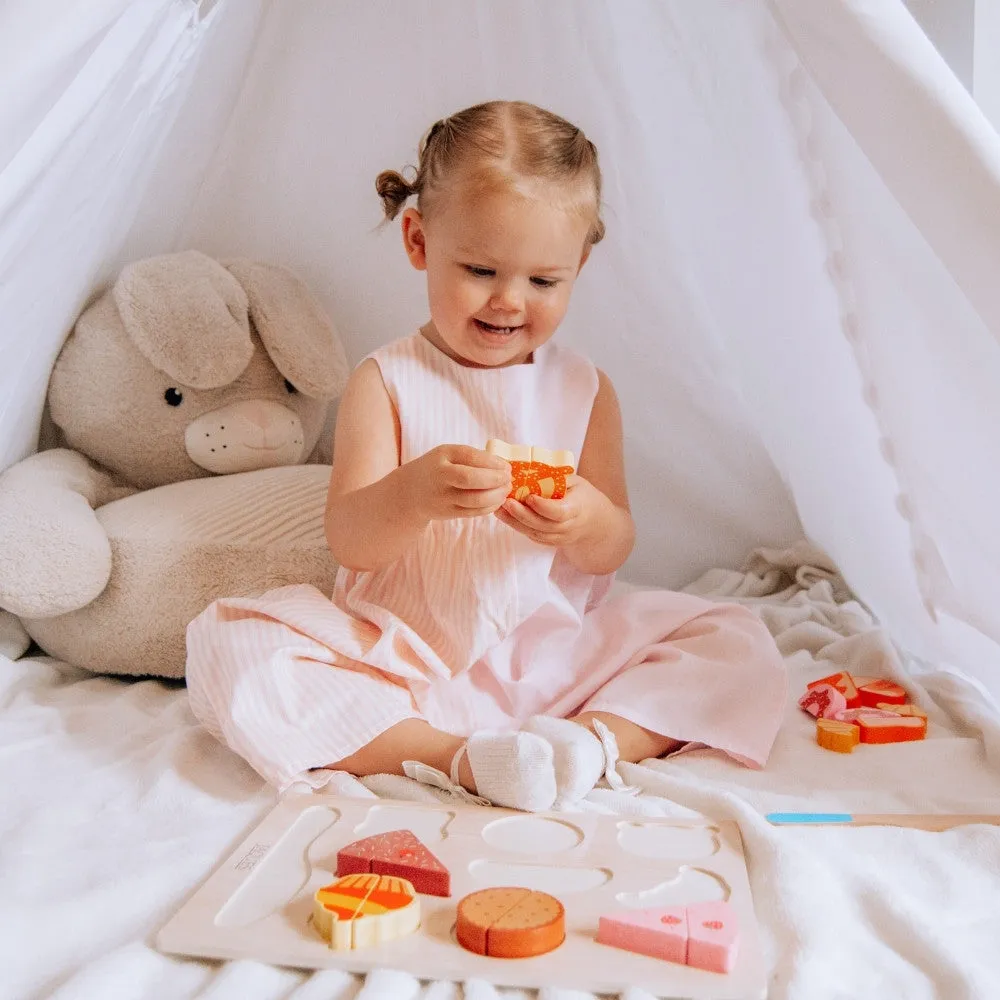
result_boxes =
[0,250,349,678]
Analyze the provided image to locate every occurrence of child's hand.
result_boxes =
[494,475,602,547]
[401,445,512,521]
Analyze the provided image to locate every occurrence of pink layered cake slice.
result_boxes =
[336,829,450,897]
[596,905,688,964]
[686,901,740,973]
[597,900,740,973]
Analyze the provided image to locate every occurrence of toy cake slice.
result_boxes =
[336,829,450,896]
[596,904,688,964]
[312,872,420,950]
[597,900,739,973]
[485,439,575,501]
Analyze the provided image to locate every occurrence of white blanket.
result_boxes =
[3,544,1000,1000]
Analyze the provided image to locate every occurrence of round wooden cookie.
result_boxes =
[456,887,565,959]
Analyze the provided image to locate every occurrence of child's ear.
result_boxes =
[577,243,592,273]
[401,208,428,271]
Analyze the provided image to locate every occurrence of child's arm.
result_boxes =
[325,360,511,572]
[495,369,635,575]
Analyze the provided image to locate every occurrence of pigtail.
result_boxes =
[375,170,416,221]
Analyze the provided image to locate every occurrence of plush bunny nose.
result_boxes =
[241,401,275,430]
[184,399,306,474]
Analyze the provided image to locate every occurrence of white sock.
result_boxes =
[402,730,557,812]
[464,730,557,812]
[523,716,639,804]
[522,716,606,806]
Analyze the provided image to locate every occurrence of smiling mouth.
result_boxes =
[243,443,284,452]
[475,319,523,336]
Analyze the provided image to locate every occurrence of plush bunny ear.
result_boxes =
[223,259,349,399]
[114,250,254,389]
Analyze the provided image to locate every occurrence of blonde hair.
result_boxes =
[376,100,605,245]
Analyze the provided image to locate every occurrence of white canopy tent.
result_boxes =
[3,3,1000,998]
[4,0,1000,703]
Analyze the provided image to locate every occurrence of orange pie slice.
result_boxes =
[312,872,420,950]
[486,439,575,501]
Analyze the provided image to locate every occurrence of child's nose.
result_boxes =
[490,281,524,313]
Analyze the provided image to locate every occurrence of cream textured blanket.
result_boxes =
[3,543,999,999]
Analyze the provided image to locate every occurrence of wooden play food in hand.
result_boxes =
[456,887,566,958]
[337,829,450,896]
[486,439,575,501]
[313,873,420,950]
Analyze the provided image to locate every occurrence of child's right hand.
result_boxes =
[401,445,511,521]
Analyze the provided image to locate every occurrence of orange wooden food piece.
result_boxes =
[855,712,926,744]
[816,718,860,753]
[877,702,928,720]
[312,873,420,950]
[456,887,566,959]
[808,671,861,709]
[486,439,575,501]
[857,679,907,707]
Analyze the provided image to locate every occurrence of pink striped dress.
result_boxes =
[186,333,787,791]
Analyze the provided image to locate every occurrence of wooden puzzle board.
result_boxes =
[157,794,766,998]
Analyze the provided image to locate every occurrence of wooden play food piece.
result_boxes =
[807,671,861,709]
[337,829,450,896]
[596,905,689,964]
[456,887,566,958]
[857,678,907,707]
[834,707,899,723]
[855,712,926,744]
[596,901,739,973]
[798,683,848,719]
[877,702,928,720]
[313,873,420,950]
[816,718,860,753]
[686,901,740,974]
[485,439,575,501]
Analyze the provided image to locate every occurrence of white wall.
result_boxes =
[904,0,975,89]
[975,0,1000,128]
[904,0,1000,129]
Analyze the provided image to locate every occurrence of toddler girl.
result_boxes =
[186,100,786,811]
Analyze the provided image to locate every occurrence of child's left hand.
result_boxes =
[494,474,603,547]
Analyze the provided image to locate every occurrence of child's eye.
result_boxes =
[465,266,495,278]
[531,277,559,289]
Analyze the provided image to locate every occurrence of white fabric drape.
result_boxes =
[0,0,258,473]
[2,0,1000,704]
[761,0,1000,700]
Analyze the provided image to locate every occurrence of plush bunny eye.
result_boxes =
[164,387,184,407]
[283,378,297,394]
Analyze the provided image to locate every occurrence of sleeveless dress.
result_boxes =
[186,333,787,792]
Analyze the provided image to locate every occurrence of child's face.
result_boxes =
[402,179,593,367]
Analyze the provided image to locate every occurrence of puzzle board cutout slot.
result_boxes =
[469,859,611,894]
[215,805,340,928]
[351,805,454,844]
[617,821,721,860]
[480,815,583,854]
[615,867,731,908]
